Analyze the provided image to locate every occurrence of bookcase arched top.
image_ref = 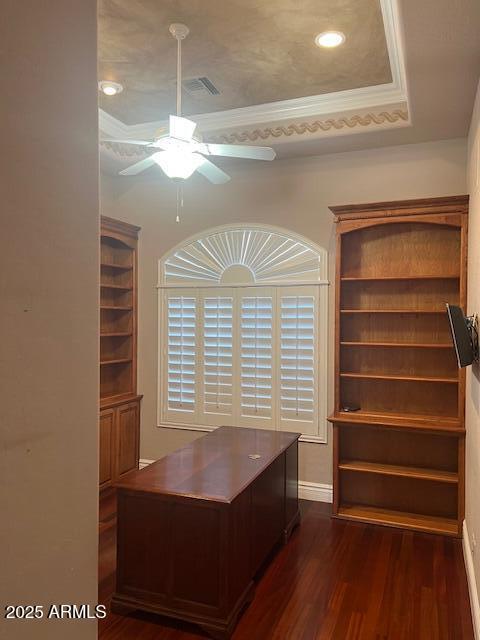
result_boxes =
[340,220,462,280]
[337,214,465,236]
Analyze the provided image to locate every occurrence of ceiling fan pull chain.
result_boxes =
[175,182,184,223]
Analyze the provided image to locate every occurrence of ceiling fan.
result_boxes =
[102,23,276,183]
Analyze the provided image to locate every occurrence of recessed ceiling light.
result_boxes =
[315,31,346,48]
[98,80,124,96]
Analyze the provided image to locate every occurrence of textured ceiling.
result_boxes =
[98,0,392,125]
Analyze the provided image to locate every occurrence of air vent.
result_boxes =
[182,76,220,96]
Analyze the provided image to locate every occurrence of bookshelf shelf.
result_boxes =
[340,309,446,314]
[336,505,458,536]
[339,372,458,384]
[338,460,458,483]
[101,262,133,271]
[340,341,453,348]
[341,275,460,281]
[100,332,133,338]
[100,283,133,291]
[330,410,464,433]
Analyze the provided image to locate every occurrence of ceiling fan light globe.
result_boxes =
[153,150,204,179]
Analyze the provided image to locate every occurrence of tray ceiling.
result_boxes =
[99,0,392,125]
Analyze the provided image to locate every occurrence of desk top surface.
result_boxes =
[115,426,300,503]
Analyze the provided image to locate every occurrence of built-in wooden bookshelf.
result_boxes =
[329,196,468,537]
[99,217,142,490]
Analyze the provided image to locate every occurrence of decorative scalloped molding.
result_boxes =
[207,109,409,144]
[100,109,409,159]
[101,140,148,158]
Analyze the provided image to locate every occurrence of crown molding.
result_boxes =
[101,215,141,236]
[99,84,408,142]
[329,194,469,221]
[189,83,406,133]
[381,0,407,96]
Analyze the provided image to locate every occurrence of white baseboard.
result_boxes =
[298,481,333,503]
[463,520,480,640]
[140,459,333,504]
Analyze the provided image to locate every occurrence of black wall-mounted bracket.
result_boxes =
[466,314,479,362]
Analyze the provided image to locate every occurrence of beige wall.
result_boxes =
[101,137,467,486]
[465,81,480,606]
[0,2,98,639]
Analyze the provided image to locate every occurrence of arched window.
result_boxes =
[158,225,328,442]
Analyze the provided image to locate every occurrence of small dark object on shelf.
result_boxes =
[342,404,361,412]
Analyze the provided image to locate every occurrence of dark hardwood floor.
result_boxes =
[99,491,474,639]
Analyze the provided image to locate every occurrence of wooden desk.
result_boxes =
[112,426,301,639]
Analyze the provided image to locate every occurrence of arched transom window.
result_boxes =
[158,226,328,442]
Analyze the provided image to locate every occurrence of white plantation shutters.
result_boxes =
[203,295,234,421]
[239,293,274,425]
[160,283,326,439]
[279,289,319,434]
[166,294,196,420]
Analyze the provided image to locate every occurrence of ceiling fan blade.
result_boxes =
[195,158,230,184]
[150,137,172,150]
[101,138,153,146]
[119,155,157,176]
[169,115,197,141]
[201,143,276,161]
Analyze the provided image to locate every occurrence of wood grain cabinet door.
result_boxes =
[99,409,115,488]
[116,401,140,478]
